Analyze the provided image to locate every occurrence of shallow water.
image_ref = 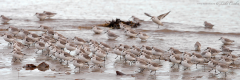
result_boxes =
[0,0,240,80]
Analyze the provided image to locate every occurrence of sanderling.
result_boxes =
[92,26,103,34]
[216,63,229,77]
[18,29,30,39]
[219,56,232,65]
[182,52,192,60]
[194,41,201,51]
[227,54,238,64]
[220,45,234,55]
[204,21,214,28]
[39,25,52,32]
[73,36,86,45]
[130,45,141,56]
[141,45,152,51]
[66,41,76,53]
[137,32,149,41]
[136,58,149,72]
[22,36,35,48]
[168,47,183,56]
[35,13,47,21]
[191,53,204,68]
[169,53,181,68]
[125,52,136,65]
[181,58,193,70]
[152,47,164,61]
[206,47,220,57]
[148,62,161,74]
[201,50,211,62]
[91,55,104,68]
[125,29,138,38]
[43,11,57,18]
[139,52,152,63]
[12,51,25,62]
[35,41,45,54]
[113,45,124,59]
[144,11,171,28]
[28,32,40,42]
[219,37,234,45]
[105,30,119,40]
[7,26,19,36]
[1,15,12,23]
[59,51,73,65]
[2,33,15,45]
[208,59,218,73]
[78,52,91,66]
[119,22,132,29]
[129,16,144,23]
[56,39,66,50]
[72,58,84,72]
[99,42,111,53]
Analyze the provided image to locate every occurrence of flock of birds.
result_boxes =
[0,11,237,78]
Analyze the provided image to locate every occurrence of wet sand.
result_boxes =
[0,19,240,80]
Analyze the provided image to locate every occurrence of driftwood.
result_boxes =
[99,18,140,29]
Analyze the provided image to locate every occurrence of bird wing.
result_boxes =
[144,13,152,17]
[157,11,171,20]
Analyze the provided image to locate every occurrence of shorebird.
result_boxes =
[201,50,212,62]
[2,33,15,45]
[125,52,136,65]
[119,22,132,29]
[78,52,91,66]
[204,21,214,28]
[38,25,52,33]
[144,11,171,28]
[59,51,73,65]
[91,55,104,68]
[92,26,103,34]
[182,52,192,60]
[220,45,234,55]
[136,58,149,72]
[99,42,111,54]
[125,29,138,38]
[73,59,84,72]
[191,53,204,68]
[137,32,149,41]
[65,41,76,53]
[139,52,152,63]
[208,59,218,73]
[12,51,25,62]
[181,58,193,70]
[169,53,182,68]
[141,45,152,51]
[152,47,164,61]
[113,45,124,59]
[227,54,238,64]
[130,45,141,56]
[168,47,183,56]
[43,11,57,18]
[119,44,131,51]
[22,36,35,48]
[105,30,119,40]
[56,39,66,50]
[194,41,201,51]
[206,47,221,57]
[35,13,47,21]
[6,26,19,36]
[148,62,161,74]
[95,49,107,62]
[27,32,40,42]
[1,15,12,23]
[18,29,30,39]
[219,56,232,65]
[35,41,45,54]
[129,16,144,23]
[216,63,229,77]
[73,36,86,45]
[219,37,234,45]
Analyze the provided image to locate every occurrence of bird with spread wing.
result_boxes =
[144,11,171,28]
